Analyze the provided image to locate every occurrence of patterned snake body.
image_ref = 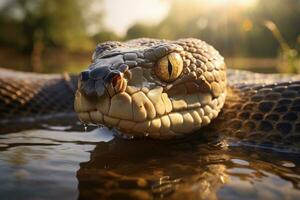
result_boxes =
[1,38,300,147]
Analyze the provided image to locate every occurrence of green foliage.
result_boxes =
[125,0,300,59]
[0,0,98,52]
[40,0,92,51]
[126,24,156,40]
[93,30,122,43]
[265,20,300,73]
[0,16,25,48]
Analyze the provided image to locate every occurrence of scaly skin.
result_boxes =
[74,38,300,144]
[75,38,227,139]
[0,68,78,132]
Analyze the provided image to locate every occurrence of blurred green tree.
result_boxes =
[0,0,101,71]
[126,23,156,39]
[93,30,122,43]
[0,0,99,50]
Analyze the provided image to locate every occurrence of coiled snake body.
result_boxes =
[1,38,300,148]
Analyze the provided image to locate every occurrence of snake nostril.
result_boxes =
[111,74,122,88]
[80,70,90,81]
[104,70,121,83]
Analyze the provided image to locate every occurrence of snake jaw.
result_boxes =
[75,84,225,139]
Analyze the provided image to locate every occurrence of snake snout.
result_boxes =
[79,66,126,98]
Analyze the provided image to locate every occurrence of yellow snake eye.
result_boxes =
[154,52,183,82]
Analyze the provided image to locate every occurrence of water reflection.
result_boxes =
[77,134,300,200]
[0,128,112,200]
[0,128,300,200]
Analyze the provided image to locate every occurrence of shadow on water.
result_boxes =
[77,132,300,200]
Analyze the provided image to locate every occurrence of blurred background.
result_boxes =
[0,0,299,74]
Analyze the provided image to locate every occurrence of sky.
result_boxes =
[103,0,170,36]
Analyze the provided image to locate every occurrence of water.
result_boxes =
[0,127,300,200]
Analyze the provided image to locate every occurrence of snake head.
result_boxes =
[74,38,227,139]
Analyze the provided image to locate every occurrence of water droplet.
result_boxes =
[281,161,296,168]
[231,159,249,166]
[159,176,170,184]
[97,124,104,129]
[220,175,226,183]
[41,124,72,131]
[83,124,87,132]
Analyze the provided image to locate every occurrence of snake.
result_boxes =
[1,38,300,148]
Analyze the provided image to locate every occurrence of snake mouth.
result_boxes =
[75,87,226,139]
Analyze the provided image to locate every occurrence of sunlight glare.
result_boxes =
[208,0,257,7]
[104,0,170,36]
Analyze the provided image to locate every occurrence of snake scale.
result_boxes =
[1,38,300,149]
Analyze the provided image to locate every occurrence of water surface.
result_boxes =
[0,127,300,200]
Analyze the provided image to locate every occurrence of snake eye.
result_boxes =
[155,52,183,82]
